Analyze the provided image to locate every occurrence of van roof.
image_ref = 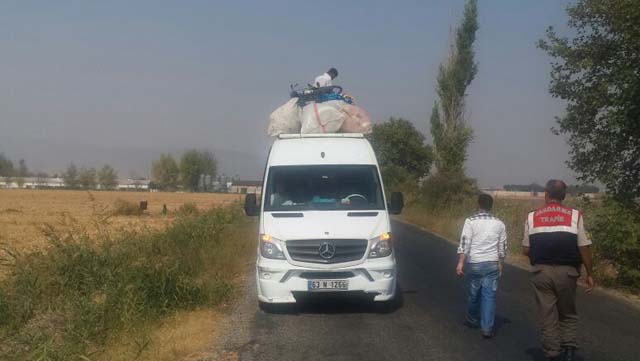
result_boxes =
[269,133,377,166]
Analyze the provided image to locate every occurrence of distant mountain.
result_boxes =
[0,136,266,180]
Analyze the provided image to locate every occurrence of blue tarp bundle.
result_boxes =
[290,85,353,106]
[315,92,353,104]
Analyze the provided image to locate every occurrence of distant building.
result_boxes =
[0,177,150,191]
[229,180,262,195]
[0,177,64,189]
[116,178,150,191]
[481,188,599,200]
[482,189,544,199]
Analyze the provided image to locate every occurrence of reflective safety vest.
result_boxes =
[527,203,582,267]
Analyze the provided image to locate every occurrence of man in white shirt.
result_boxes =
[314,68,338,88]
[456,193,507,338]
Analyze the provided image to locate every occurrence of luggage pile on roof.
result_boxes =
[268,84,372,137]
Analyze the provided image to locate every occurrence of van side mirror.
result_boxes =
[388,192,404,215]
[244,194,260,216]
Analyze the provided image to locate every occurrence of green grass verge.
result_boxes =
[0,206,255,360]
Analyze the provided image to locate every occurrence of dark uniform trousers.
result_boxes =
[530,264,579,356]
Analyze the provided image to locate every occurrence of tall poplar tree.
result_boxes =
[430,0,478,175]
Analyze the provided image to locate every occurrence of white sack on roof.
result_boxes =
[300,100,345,134]
[268,98,301,137]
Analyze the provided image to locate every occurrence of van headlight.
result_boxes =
[260,234,285,259]
[369,232,392,258]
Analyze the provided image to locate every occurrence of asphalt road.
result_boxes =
[218,220,640,361]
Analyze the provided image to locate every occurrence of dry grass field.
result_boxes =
[0,189,242,253]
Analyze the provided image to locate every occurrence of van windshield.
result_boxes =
[264,165,385,211]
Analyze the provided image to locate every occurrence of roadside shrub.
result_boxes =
[581,197,640,290]
[380,165,421,202]
[400,172,476,242]
[0,206,254,360]
[419,171,476,209]
[112,198,142,216]
[174,202,200,217]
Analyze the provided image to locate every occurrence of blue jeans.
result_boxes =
[465,261,499,333]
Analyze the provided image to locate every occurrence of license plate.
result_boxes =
[308,279,349,291]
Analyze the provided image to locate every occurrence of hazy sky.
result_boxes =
[0,0,575,187]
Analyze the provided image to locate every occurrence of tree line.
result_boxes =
[150,149,217,192]
[61,163,119,190]
[0,153,120,190]
[1,148,219,193]
[0,154,33,187]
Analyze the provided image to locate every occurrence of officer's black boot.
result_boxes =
[562,346,576,361]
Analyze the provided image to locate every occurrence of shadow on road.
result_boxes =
[525,348,548,361]
[493,314,512,334]
[525,347,585,361]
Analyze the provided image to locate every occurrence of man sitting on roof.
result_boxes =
[314,68,338,88]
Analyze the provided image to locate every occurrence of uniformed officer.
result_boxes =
[522,180,595,361]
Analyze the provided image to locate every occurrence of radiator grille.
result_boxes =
[286,239,367,264]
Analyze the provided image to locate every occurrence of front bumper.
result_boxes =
[256,256,396,303]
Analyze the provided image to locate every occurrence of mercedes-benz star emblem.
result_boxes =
[318,242,336,260]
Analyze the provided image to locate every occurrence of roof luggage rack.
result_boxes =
[277,133,364,139]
